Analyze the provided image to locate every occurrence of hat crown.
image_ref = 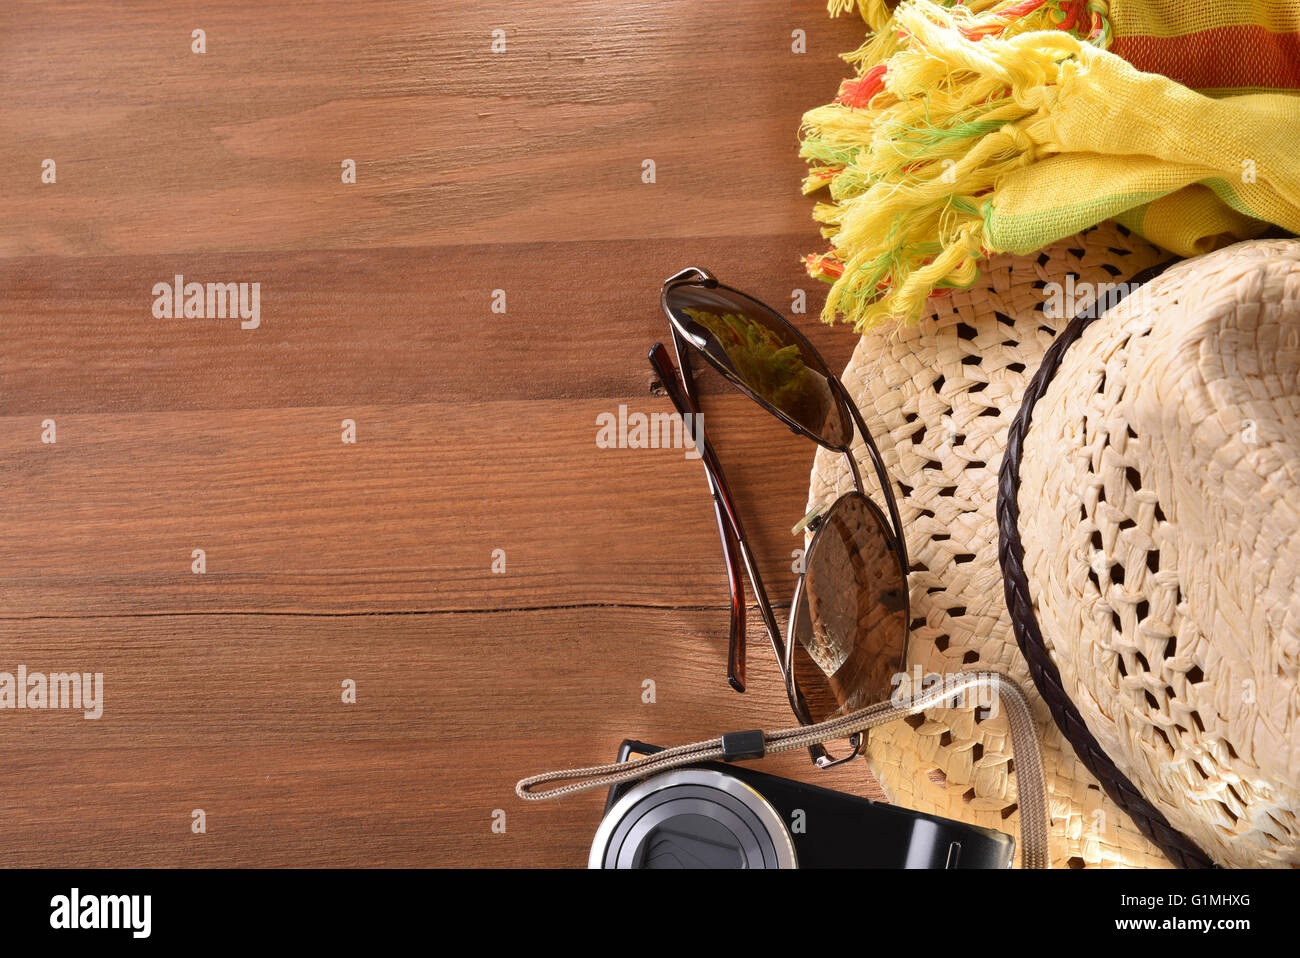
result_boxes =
[1020,239,1300,866]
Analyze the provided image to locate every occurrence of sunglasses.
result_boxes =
[649,268,911,768]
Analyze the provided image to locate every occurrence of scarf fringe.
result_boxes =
[803,0,1109,331]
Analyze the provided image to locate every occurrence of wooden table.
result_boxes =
[0,0,884,867]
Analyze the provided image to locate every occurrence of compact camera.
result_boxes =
[589,740,1016,869]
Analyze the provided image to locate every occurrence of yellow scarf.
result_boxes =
[800,0,1300,330]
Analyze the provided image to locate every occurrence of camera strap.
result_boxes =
[516,671,1050,868]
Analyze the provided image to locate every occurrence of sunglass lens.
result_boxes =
[789,493,908,723]
[664,283,851,447]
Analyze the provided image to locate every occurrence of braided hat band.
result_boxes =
[997,260,1214,869]
[1000,239,1300,868]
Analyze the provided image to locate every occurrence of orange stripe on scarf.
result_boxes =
[1112,25,1300,91]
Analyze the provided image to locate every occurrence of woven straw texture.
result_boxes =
[1016,239,1300,868]
[808,221,1173,868]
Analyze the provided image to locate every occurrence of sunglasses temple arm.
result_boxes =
[650,344,748,692]
[663,343,793,680]
[649,344,794,688]
[712,498,748,692]
[836,379,911,575]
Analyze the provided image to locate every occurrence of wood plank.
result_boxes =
[0,0,865,257]
[0,395,848,616]
[0,609,885,867]
[0,238,858,412]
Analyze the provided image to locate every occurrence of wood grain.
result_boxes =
[0,1,866,256]
[0,0,885,866]
[0,609,882,867]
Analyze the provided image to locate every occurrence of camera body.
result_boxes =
[590,740,1016,869]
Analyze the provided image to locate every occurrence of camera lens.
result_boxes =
[589,769,797,869]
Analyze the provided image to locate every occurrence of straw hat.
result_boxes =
[808,224,1300,868]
